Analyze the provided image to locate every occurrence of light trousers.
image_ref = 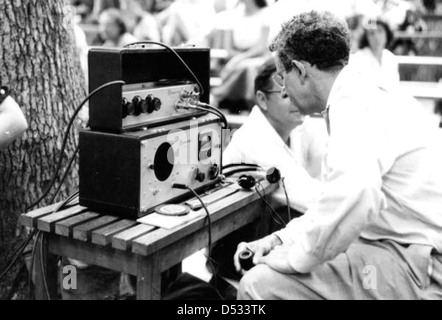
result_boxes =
[238,239,442,300]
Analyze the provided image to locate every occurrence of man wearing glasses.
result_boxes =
[235,11,442,300]
[224,58,327,214]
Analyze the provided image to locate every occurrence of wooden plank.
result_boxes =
[37,206,87,233]
[73,215,121,242]
[137,254,161,300]
[47,235,138,276]
[19,202,63,228]
[112,224,156,252]
[132,182,277,257]
[92,220,138,246]
[55,212,100,238]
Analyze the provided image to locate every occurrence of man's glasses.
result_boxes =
[262,90,281,94]
[272,72,285,88]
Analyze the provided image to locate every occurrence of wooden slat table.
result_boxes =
[20,181,277,300]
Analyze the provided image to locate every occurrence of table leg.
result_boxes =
[162,263,182,293]
[34,233,59,300]
[137,254,161,300]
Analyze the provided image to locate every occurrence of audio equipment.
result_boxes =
[88,47,210,133]
[79,114,223,219]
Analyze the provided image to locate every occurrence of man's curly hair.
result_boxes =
[270,11,351,72]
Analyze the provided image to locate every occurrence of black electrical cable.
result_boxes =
[185,186,224,300]
[53,191,79,214]
[124,41,204,96]
[28,192,79,299]
[26,80,126,212]
[177,104,228,129]
[39,232,51,300]
[223,168,260,178]
[222,163,262,170]
[255,183,286,227]
[195,102,229,129]
[49,145,80,205]
[28,231,38,299]
[281,178,292,222]
[0,229,36,282]
[6,81,123,284]
[172,184,224,300]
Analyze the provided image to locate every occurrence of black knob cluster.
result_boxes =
[122,95,162,118]
[195,169,206,183]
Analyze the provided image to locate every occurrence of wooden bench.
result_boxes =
[20,180,277,300]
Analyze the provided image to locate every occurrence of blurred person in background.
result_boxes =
[120,0,161,42]
[159,0,216,46]
[211,0,271,111]
[98,8,138,47]
[349,17,400,89]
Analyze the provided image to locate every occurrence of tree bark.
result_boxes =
[0,0,86,253]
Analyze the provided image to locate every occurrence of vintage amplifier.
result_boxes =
[88,47,210,133]
[79,114,223,219]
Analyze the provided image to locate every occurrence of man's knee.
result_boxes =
[238,264,275,300]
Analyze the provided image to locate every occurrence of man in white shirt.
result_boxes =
[211,59,326,281]
[235,11,442,300]
[224,59,327,213]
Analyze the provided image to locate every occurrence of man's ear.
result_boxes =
[292,60,308,80]
[255,91,268,112]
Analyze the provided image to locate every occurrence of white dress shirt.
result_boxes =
[348,48,400,90]
[275,66,442,273]
[223,107,327,213]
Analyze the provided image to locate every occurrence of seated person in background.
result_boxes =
[120,0,161,42]
[159,0,216,46]
[0,87,28,149]
[98,8,138,48]
[210,0,272,111]
[224,59,328,213]
[348,17,400,89]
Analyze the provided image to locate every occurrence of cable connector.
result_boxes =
[172,183,189,190]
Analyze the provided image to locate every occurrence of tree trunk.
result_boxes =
[0,0,86,261]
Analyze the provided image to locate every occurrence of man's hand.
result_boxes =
[234,234,282,274]
[255,245,298,274]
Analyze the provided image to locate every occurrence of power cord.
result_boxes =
[281,178,292,222]
[195,102,229,129]
[26,80,126,212]
[172,184,224,300]
[27,192,79,300]
[222,163,262,171]
[49,145,79,205]
[176,103,228,129]
[255,182,287,228]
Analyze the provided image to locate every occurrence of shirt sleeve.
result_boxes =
[275,94,387,273]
